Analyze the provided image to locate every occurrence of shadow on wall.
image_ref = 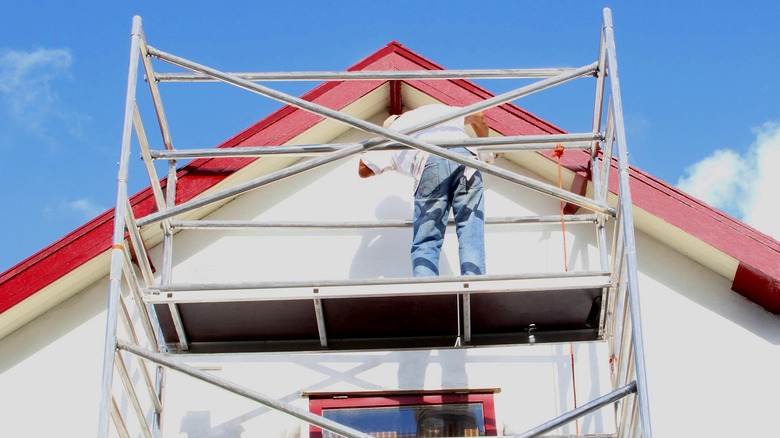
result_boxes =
[173,347,598,437]
[554,343,604,435]
[157,158,344,272]
[398,348,469,390]
[175,349,481,437]
[181,411,244,438]
[178,380,310,437]
[349,195,452,279]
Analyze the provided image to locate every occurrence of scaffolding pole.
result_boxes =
[133,55,607,227]
[147,132,601,160]
[154,67,583,82]
[98,15,143,438]
[603,7,653,437]
[99,8,651,437]
[514,381,637,438]
[117,340,376,438]
[169,214,599,230]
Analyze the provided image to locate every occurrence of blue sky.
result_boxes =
[1,1,779,272]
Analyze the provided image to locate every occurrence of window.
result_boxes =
[310,393,497,437]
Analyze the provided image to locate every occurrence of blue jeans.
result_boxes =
[412,148,485,277]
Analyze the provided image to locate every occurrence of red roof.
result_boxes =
[1,41,778,318]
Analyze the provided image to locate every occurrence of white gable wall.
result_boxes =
[1,137,778,436]
[0,277,108,436]
[636,231,780,437]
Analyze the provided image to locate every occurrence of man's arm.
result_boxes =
[358,114,400,178]
[465,112,489,137]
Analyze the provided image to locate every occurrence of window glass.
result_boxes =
[310,393,496,437]
[322,403,484,437]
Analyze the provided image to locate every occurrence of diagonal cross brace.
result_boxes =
[136,47,609,227]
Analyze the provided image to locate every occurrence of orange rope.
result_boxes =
[552,145,568,272]
[554,144,578,434]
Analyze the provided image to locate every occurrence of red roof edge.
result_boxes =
[0,210,113,313]
[0,41,442,315]
[2,41,779,319]
[733,263,780,314]
[556,147,780,315]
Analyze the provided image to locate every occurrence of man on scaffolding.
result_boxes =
[359,104,490,277]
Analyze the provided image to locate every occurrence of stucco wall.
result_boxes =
[1,151,778,437]
[636,230,780,437]
[0,277,107,436]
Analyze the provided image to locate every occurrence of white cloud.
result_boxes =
[624,113,650,136]
[676,121,780,240]
[63,198,108,221]
[676,149,750,213]
[0,47,87,142]
[741,122,780,237]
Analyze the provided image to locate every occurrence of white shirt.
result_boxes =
[361,104,472,190]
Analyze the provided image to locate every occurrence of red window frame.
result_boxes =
[309,392,497,437]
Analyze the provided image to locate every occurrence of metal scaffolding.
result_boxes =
[98,7,651,437]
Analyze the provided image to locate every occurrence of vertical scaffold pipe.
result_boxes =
[97,15,143,438]
[602,7,653,437]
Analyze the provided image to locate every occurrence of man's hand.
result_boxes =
[358,159,376,178]
[465,112,489,138]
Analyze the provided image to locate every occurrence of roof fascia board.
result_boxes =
[0,252,111,339]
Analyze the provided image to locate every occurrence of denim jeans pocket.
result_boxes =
[461,170,483,191]
[415,162,440,198]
